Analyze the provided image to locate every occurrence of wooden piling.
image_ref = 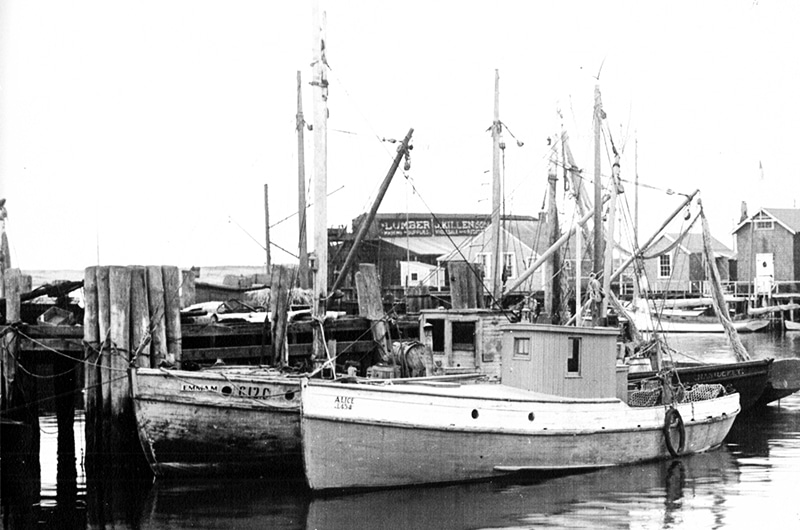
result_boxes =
[96,266,111,431]
[2,268,40,484]
[355,264,392,363]
[270,265,296,366]
[146,266,168,367]
[180,268,196,309]
[108,266,131,451]
[130,266,150,368]
[82,266,100,460]
[162,266,182,366]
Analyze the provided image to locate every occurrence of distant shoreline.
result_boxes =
[22,265,269,288]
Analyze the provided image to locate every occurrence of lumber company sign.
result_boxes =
[377,216,489,237]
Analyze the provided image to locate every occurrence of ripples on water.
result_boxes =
[2,333,800,529]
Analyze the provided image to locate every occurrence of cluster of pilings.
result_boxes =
[82,265,183,468]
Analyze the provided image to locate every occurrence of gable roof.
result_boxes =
[658,232,735,259]
[732,207,800,235]
[437,218,550,262]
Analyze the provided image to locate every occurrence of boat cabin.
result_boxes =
[500,323,626,400]
[418,308,627,400]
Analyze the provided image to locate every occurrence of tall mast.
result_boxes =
[633,135,640,301]
[311,0,328,361]
[591,85,605,325]
[544,140,560,320]
[601,153,620,318]
[491,69,504,301]
[296,71,310,289]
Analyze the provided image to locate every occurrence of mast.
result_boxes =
[296,71,310,289]
[311,0,328,362]
[601,154,620,318]
[544,140,560,320]
[491,69,504,301]
[633,135,640,301]
[591,85,605,325]
[264,184,271,271]
[329,128,414,295]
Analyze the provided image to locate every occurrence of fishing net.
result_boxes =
[682,383,726,402]
[628,388,662,407]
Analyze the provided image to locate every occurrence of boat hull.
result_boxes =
[632,312,770,333]
[131,368,302,476]
[301,381,740,491]
[755,358,800,406]
[628,358,772,412]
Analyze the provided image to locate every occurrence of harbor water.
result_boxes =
[3,332,800,529]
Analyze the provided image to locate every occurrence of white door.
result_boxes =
[755,253,774,294]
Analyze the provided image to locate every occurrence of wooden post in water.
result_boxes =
[2,269,41,472]
[108,266,131,451]
[270,265,296,367]
[162,266,182,366]
[82,266,100,461]
[95,266,112,443]
[356,264,392,363]
[146,266,168,367]
[130,266,150,368]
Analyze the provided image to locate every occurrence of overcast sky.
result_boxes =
[1,0,798,271]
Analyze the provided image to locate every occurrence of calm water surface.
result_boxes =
[3,332,800,529]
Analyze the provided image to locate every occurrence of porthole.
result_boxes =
[471,409,479,419]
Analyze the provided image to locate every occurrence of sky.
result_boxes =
[1,0,799,271]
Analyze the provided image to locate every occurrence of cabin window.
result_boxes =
[514,337,531,359]
[503,252,516,279]
[753,213,774,230]
[567,337,581,375]
[452,321,476,351]
[428,319,445,353]
[411,272,418,281]
[477,253,491,279]
[658,254,672,278]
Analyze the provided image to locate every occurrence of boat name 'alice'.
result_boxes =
[180,383,274,398]
[334,396,354,409]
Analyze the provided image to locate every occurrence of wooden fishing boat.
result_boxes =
[755,357,800,406]
[628,358,772,412]
[300,322,741,491]
[131,367,303,476]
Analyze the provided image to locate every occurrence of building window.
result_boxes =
[514,337,531,359]
[753,212,774,230]
[477,252,491,279]
[567,337,581,375]
[659,254,672,278]
[503,252,516,279]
